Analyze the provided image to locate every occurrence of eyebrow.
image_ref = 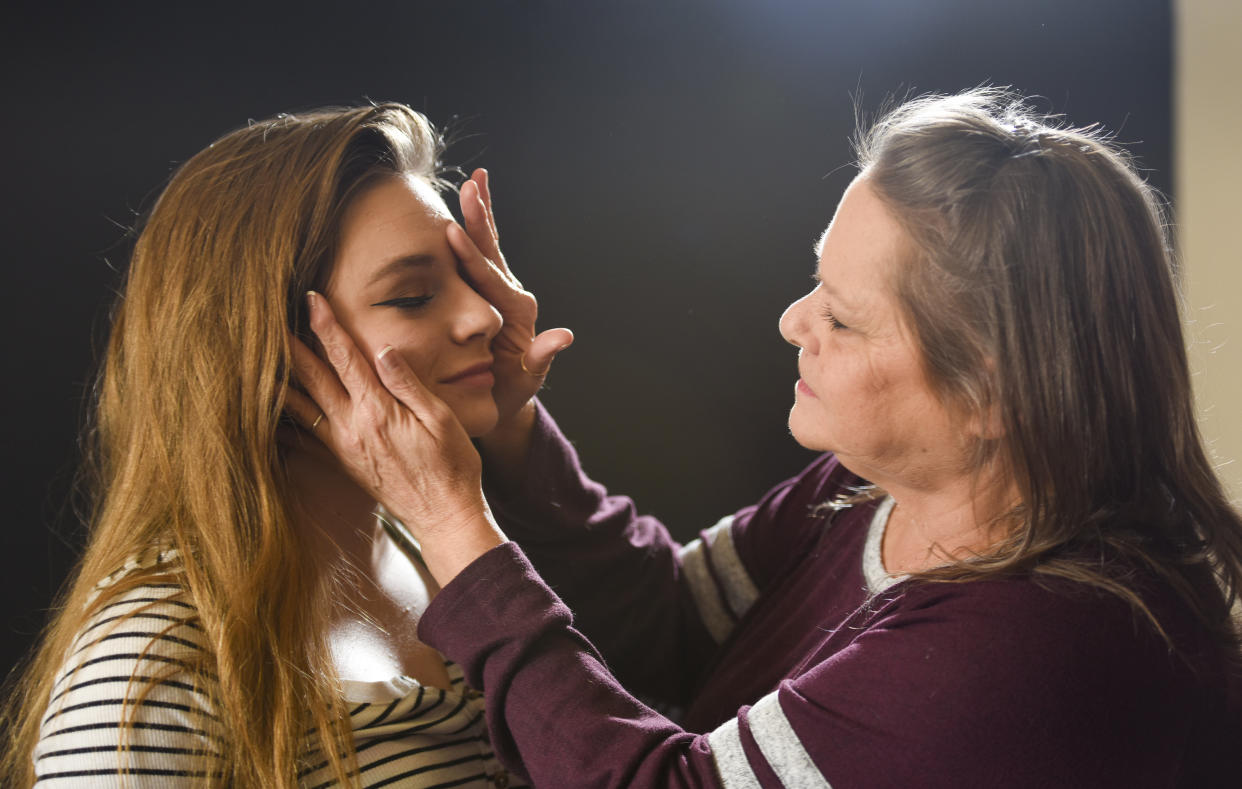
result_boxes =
[808,239,853,309]
[808,235,835,291]
[809,232,839,292]
[365,253,437,288]
[813,271,844,299]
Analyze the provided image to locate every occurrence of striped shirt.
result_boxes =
[33,549,520,788]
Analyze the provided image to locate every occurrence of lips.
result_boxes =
[440,360,494,385]
[796,369,818,398]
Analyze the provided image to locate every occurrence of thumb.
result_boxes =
[525,328,574,376]
[376,345,450,427]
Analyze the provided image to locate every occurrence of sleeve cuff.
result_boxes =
[418,541,573,667]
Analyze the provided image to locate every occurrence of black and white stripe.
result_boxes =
[33,553,523,787]
[35,579,224,785]
[299,664,513,788]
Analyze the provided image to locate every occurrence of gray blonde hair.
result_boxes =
[857,87,1241,656]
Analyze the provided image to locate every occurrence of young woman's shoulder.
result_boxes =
[33,548,223,786]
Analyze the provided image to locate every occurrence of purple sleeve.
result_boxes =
[419,543,727,788]
[481,400,844,705]
[421,545,1235,788]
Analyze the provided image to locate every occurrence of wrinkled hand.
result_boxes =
[454,169,573,424]
[285,291,505,584]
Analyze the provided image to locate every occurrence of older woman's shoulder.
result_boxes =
[791,571,1239,785]
[880,568,1238,749]
[890,569,1218,667]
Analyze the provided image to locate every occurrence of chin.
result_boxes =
[455,402,501,438]
[787,406,829,452]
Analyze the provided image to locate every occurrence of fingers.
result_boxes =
[284,387,327,435]
[306,291,382,401]
[460,180,501,265]
[470,168,498,243]
[375,345,451,429]
[447,222,524,302]
[462,170,516,281]
[289,330,350,422]
[523,328,575,376]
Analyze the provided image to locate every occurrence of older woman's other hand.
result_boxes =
[286,291,506,584]
[454,169,574,424]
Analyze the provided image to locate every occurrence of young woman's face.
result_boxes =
[778,175,970,488]
[325,174,502,437]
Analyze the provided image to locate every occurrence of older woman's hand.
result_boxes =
[454,169,574,425]
[286,291,506,585]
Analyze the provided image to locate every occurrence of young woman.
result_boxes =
[295,88,1242,786]
[2,103,567,787]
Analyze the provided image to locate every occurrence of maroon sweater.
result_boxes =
[420,404,1240,787]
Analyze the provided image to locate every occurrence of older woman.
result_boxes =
[293,89,1242,787]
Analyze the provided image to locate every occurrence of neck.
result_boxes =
[278,426,386,569]
[277,428,449,688]
[879,462,1018,575]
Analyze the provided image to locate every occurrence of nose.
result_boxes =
[452,281,503,344]
[779,292,812,351]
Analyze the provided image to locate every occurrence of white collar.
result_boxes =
[861,496,907,594]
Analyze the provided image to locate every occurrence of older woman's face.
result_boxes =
[326,174,502,437]
[779,176,969,487]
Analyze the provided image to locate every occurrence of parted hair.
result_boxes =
[857,87,1242,657]
[2,103,444,787]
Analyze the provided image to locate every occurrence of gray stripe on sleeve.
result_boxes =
[707,716,763,789]
[679,537,735,643]
[748,691,833,788]
[701,516,760,619]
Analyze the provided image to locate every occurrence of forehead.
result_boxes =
[332,174,452,285]
[815,176,908,298]
[341,173,451,241]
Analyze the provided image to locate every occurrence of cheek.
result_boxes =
[392,341,437,380]
[350,314,439,379]
[813,348,877,401]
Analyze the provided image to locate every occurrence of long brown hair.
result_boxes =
[856,87,1242,656]
[2,103,445,786]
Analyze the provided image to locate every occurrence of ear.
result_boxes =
[966,360,1006,440]
[962,357,1005,441]
[968,398,1006,441]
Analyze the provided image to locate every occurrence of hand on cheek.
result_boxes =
[285,291,506,585]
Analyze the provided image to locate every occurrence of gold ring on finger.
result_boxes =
[519,353,545,377]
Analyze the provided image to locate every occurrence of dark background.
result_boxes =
[2,1,1170,679]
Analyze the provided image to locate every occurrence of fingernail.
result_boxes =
[306,291,318,310]
[377,345,398,369]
